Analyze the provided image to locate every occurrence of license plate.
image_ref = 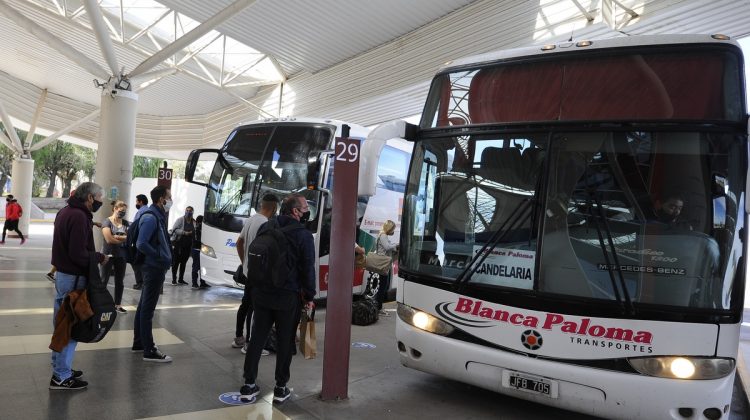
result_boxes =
[501,370,559,398]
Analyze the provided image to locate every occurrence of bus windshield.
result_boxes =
[401,129,745,312]
[424,49,744,126]
[204,123,335,231]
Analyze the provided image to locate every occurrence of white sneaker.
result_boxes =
[241,343,270,356]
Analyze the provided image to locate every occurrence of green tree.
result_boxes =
[0,144,14,195]
[133,156,162,178]
[59,145,96,196]
[32,141,78,197]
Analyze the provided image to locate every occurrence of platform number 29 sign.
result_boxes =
[336,140,359,163]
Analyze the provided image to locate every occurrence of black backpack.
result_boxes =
[125,209,157,265]
[352,298,379,326]
[246,219,303,289]
[71,257,117,343]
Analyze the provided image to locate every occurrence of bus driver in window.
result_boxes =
[653,193,693,231]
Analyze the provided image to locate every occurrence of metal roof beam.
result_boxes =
[126,9,171,45]
[83,0,120,75]
[0,130,14,151]
[0,0,109,79]
[570,0,596,22]
[24,89,47,150]
[129,0,257,78]
[0,99,23,152]
[29,109,100,152]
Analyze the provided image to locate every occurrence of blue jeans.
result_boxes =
[51,272,87,381]
[133,265,167,353]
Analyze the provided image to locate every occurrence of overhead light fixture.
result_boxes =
[93,78,106,89]
[115,78,131,91]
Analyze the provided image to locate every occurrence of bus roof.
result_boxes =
[234,117,370,139]
[439,34,742,73]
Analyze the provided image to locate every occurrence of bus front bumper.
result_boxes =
[396,319,734,420]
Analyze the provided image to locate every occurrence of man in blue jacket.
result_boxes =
[132,185,173,362]
[240,193,316,404]
[131,193,149,290]
[49,182,109,390]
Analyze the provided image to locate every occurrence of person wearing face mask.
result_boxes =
[170,206,195,286]
[49,182,110,390]
[132,185,173,363]
[1,194,25,245]
[131,194,149,290]
[240,193,316,404]
[100,201,130,314]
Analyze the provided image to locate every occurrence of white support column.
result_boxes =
[10,157,33,238]
[92,87,138,249]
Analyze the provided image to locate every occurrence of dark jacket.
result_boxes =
[136,204,172,269]
[260,215,316,302]
[51,197,104,275]
[49,287,93,352]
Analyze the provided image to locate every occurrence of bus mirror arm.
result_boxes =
[306,150,333,191]
[358,120,419,197]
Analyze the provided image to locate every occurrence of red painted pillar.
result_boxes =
[321,128,360,400]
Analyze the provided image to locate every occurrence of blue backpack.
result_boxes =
[125,209,158,265]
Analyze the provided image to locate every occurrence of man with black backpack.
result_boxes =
[49,182,109,390]
[240,193,316,404]
[131,185,173,363]
[233,193,279,352]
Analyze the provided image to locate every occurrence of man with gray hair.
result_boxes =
[49,182,109,390]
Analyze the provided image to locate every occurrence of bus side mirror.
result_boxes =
[712,173,727,198]
[186,148,221,188]
[306,151,333,191]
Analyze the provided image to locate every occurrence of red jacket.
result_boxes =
[5,202,21,220]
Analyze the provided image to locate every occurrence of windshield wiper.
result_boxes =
[453,197,533,294]
[584,188,635,315]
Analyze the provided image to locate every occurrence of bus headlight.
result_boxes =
[397,303,454,336]
[201,244,216,258]
[628,357,734,380]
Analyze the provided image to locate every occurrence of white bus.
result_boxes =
[185,118,411,299]
[392,34,747,419]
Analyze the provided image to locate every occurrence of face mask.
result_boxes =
[92,199,103,213]
[117,210,126,218]
[299,210,311,224]
[185,211,193,218]
[135,204,142,210]
[163,199,173,212]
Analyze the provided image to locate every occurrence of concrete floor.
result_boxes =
[0,223,747,419]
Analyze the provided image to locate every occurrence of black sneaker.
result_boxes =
[199,282,211,288]
[191,284,200,289]
[49,376,87,390]
[71,369,83,379]
[116,306,127,314]
[131,344,144,353]
[239,384,260,402]
[133,283,142,290]
[143,348,172,363]
[177,279,188,285]
[46,272,55,282]
[273,385,291,403]
[171,281,178,286]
